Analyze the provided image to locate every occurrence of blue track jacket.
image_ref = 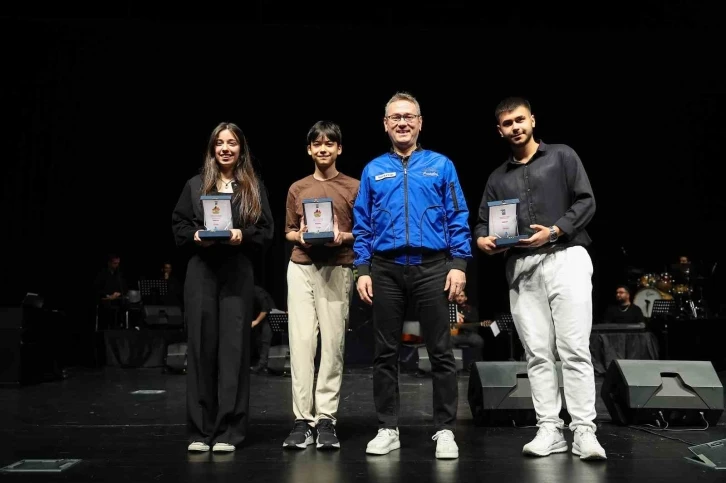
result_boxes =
[353,148,472,276]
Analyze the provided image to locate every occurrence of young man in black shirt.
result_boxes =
[475,97,606,461]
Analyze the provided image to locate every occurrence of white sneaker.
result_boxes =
[522,424,568,456]
[366,428,401,455]
[187,441,210,452]
[432,429,459,459]
[212,442,235,452]
[572,427,607,460]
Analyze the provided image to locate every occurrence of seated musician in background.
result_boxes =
[675,255,696,283]
[94,254,128,328]
[451,291,485,366]
[602,285,644,324]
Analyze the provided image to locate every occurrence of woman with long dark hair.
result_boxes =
[172,122,274,452]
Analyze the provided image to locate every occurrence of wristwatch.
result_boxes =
[548,226,558,243]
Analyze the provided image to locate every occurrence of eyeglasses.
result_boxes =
[386,114,420,123]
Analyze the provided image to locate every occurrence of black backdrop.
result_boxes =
[2,10,724,364]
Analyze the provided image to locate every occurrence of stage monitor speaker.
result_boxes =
[143,305,183,328]
[418,346,464,372]
[267,344,291,374]
[467,361,568,426]
[601,359,724,426]
[0,307,54,386]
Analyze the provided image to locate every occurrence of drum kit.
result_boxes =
[631,262,708,319]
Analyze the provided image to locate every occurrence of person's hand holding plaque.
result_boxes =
[516,224,556,249]
[221,229,243,246]
[297,217,312,248]
[476,235,510,255]
[194,230,215,247]
[324,215,343,247]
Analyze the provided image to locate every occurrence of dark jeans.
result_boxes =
[370,255,458,431]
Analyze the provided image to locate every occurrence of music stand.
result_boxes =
[447,303,469,372]
[496,313,518,362]
[139,280,168,304]
[448,303,458,326]
[651,300,677,319]
[266,311,290,375]
[267,311,288,333]
[651,300,677,360]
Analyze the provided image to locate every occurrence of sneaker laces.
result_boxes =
[373,428,397,442]
[317,419,336,434]
[432,429,454,443]
[292,420,310,433]
[533,425,558,442]
[576,428,598,445]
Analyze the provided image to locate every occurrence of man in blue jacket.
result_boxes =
[353,91,472,459]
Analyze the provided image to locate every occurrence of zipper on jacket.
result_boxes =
[402,156,410,265]
[449,182,459,211]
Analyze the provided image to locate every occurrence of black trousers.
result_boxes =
[252,320,272,366]
[370,256,458,431]
[185,250,254,446]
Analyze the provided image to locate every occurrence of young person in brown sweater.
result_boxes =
[282,120,359,450]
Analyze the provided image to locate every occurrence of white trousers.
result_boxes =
[506,245,597,431]
[287,261,351,425]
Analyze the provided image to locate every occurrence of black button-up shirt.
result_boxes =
[474,141,595,255]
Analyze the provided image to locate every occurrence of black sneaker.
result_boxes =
[316,418,340,449]
[282,420,314,449]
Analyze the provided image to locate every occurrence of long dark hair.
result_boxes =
[200,122,262,226]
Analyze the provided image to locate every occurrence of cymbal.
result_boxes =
[626,266,645,274]
[671,263,691,270]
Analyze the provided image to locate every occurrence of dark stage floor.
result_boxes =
[1,366,725,482]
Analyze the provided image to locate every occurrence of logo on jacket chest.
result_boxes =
[422,168,439,177]
[374,172,397,181]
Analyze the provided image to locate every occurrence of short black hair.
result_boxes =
[615,284,630,294]
[494,97,531,122]
[306,120,342,145]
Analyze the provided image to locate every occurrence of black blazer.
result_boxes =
[171,174,274,258]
